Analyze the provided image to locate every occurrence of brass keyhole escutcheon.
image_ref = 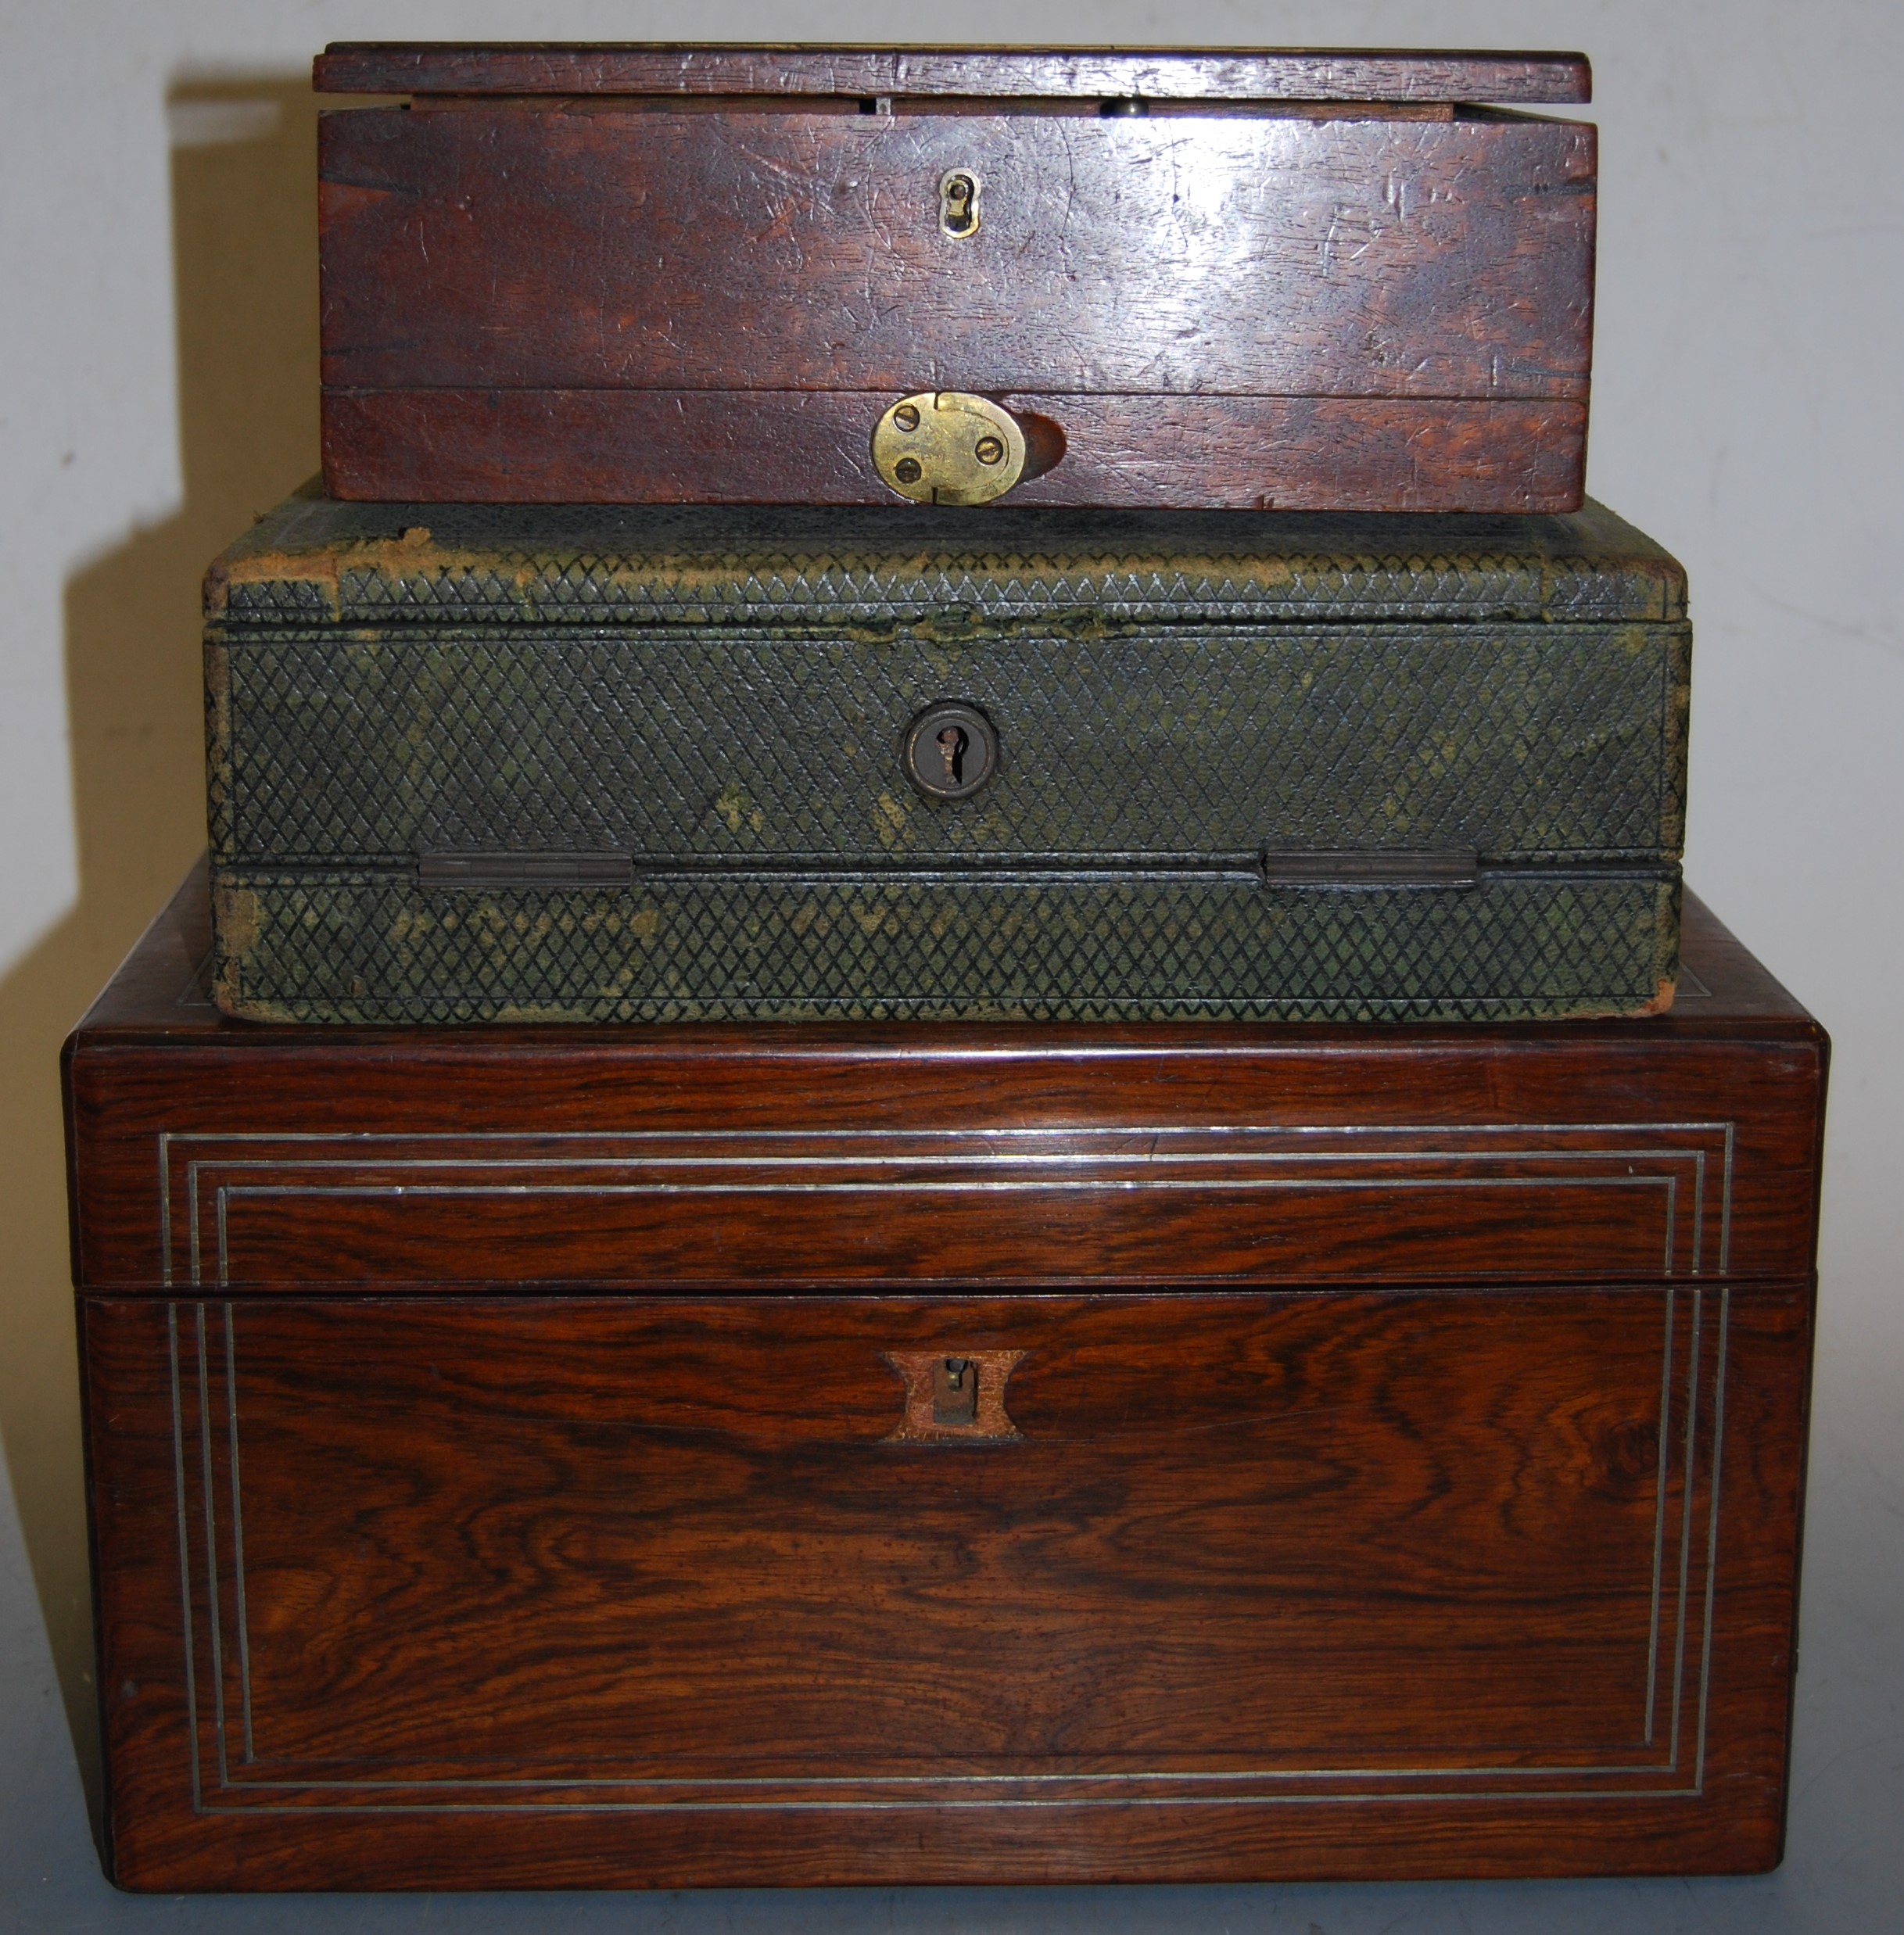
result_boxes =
[938,168,981,238]
[903,702,999,802]
[884,1349,1028,1442]
[933,1357,977,1425]
[871,391,1027,506]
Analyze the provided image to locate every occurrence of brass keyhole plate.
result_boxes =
[933,1356,978,1425]
[938,167,981,238]
[884,1349,1027,1442]
[902,701,999,802]
[872,391,1027,506]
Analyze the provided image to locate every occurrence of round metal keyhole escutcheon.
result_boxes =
[903,702,999,802]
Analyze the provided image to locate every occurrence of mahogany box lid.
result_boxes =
[314,43,1590,104]
[314,43,1597,514]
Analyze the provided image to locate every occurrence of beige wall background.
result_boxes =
[2,0,1899,1822]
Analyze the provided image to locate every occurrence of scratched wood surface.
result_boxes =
[321,391,1588,511]
[316,77,1594,507]
[314,45,1594,103]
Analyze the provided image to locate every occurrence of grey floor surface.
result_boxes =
[5,1342,1900,1934]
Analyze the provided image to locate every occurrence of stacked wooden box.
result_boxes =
[63,45,1825,1891]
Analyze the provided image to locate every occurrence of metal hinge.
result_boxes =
[1259,849,1479,890]
[418,851,633,889]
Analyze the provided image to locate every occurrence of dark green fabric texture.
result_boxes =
[206,490,1688,1022]
[212,871,1680,1025]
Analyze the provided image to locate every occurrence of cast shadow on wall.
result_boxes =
[0,75,321,1845]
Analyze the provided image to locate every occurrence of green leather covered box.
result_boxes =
[204,490,1687,1023]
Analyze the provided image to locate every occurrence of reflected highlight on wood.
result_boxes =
[316,50,1594,509]
[66,871,1826,1888]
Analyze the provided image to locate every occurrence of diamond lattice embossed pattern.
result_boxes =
[207,494,1687,1022]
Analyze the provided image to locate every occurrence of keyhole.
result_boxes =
[933,1356,978,1425]
[904,701,996,801]
[939,170,981,238]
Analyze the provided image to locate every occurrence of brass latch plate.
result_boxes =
[872,391,1027,506]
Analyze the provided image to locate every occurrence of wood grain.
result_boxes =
[81,1277,1811,1887]
[145,1132,1724,1291]
[319,110,1591,398]
[321,390,1587,511]
[64,873,1829,1295]
[67,873,1825,1885]
[316,100,1593,509]
[313,45,1594,106]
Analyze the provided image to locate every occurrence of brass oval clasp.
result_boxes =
[871,391,1027,506]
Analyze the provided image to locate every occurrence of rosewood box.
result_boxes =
[316,44,1596,511]
[68,869,1823,1888]
[205,489,1686,1024]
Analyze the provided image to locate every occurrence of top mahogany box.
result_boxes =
[316,45,1595,511]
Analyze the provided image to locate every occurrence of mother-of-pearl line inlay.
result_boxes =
[157,1123,1734,1287]
[167,1285,1728,1814]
